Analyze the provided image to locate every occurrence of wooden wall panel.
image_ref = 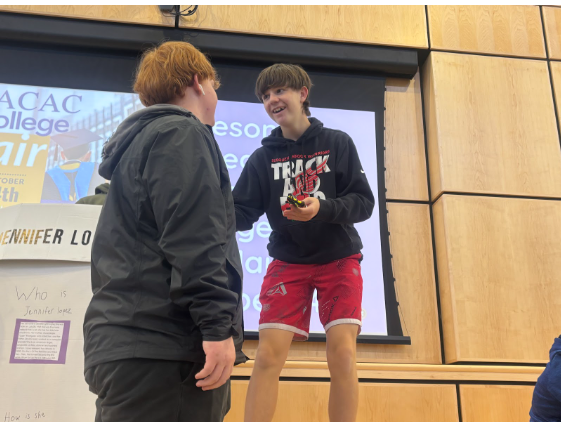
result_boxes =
[422,52,561,199]
[232,361,543,383]
[179,6,428,48]
[226,381,458,422]
[386,73,429,201]
[550,62,561,130]
[422,55,443,198]
[460,385,534,422]
[428,6,546,58]
[0,5,174,26]
[433,195,561,363]
[543,6,561,60]
[241,203,441,364]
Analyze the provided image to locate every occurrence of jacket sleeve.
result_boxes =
[314,136,375,224]
[143,123,238,342]
[232,158,265,231]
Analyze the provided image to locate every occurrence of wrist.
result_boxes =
[315,198,333,221]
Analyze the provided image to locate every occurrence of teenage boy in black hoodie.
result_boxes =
[233,64,374,422]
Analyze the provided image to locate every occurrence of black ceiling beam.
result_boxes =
[0,12,418,78]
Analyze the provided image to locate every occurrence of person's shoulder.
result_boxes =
[147,116,212,149]
[318,127,353,152]
[319,126,352,142]
[150,114,201,134]
[246,146,268,165]
[549,352,561,373]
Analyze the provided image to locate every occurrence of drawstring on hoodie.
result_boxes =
[287,130,308,201]
[301,141,307,198]
[288,142,304,199]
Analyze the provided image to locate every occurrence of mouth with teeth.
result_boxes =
[272,106,286,114]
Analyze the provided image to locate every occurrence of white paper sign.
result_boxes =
[0,204,100,262]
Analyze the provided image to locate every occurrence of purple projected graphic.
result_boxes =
[213,101,386,335]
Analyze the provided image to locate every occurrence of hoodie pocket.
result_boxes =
[282,221,353,258]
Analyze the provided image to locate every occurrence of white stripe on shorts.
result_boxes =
[259,323,308,339]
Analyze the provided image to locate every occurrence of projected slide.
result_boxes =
[0,83,386,336]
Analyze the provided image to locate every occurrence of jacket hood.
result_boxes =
[261,117,323,148]
[99,104,197,179]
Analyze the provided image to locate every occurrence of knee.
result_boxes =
[326,344,356,378]
[254,344,286,373]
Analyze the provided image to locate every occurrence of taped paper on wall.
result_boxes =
[10,319,70,364]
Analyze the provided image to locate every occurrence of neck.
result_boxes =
[168,89,208,125]
[281,116,311,141]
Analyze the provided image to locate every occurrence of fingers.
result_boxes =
[195,358,217,381]
[283,208,313,221]
[283,197,320,221]
[283,211,305,221]
[197,338,235,390]
[196,359,225,389]
[283,206,309,216]
[200,364,232,391]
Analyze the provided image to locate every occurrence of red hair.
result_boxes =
[133,41,219,107]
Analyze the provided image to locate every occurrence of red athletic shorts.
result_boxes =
[258,254,363,340]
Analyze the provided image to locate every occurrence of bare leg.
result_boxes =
[326,324,359,422]
[244,329,294,422]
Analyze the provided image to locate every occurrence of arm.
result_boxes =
[315,137,374,224]
[143,124,238,342]
[232,159,265,231]
[283,137,375,223]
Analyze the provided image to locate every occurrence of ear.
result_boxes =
[300,86,309,103]
[82,151,92,162]
[193,74,204,96]
[61,151,67,161]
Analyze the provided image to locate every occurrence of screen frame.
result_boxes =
[0,43,410,345]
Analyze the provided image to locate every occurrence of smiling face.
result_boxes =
[255,64,313,127]
[261,85,309,128]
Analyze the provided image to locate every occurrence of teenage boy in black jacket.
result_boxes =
[233,64,374,422]
[83,41,245,422]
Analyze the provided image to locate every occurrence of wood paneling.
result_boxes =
[460,385,534,422]
[422,52,561,199]
[433,195,561,363]
[242,203,441,364]
[179,6,428,48]
[226,381,458,422]
[386,73,429,201]
[543,6,561,60]
[232,361,544,383]
[0,5,175,27]
[550,61,561,129]
[421,55,443,198]
[428,6,546,58]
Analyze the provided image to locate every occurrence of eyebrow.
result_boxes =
[263,86,286,95]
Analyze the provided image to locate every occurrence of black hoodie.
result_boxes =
[233,118,374,264]
[83,105,246,371]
